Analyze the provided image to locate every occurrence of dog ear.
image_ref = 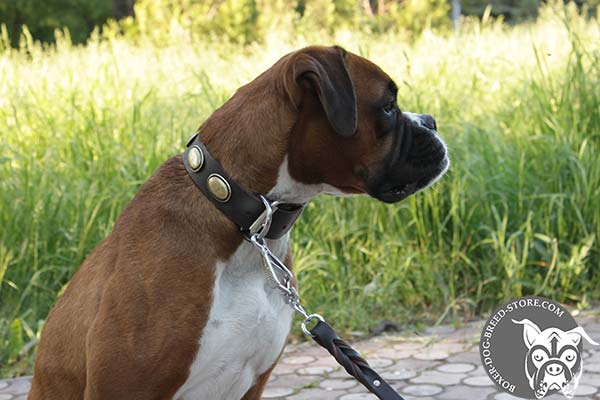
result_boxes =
[512,319,542,349]
[565,326,599,346]
[293,46,358,137]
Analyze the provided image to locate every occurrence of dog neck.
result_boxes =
[198,73,297,199]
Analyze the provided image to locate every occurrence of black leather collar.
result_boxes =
[183,133,305,240]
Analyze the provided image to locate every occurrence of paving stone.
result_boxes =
[368,350,393,360]
[1,312,597,400]
[582,322,600,332]
[272,362,300,375]
[589,354,600,361]
[319,379,356,390]
[401,397,436,400]
[296,366,334,376]
[271,374,317,389]
[494,393,523,400]
[367,358,394,368]
[413,351,449,361]
[575,385,599,396]
[446,350,481,364]
[392,342,426,352]
[353,342,384,354]
[2,379,30,395]
[468,365,486,376]
[544,395,593,400]
[391,358,442,371]
[282,356,316,365]
[338,393,378,399]
[374,348,413,360]
[587,363,600,373]
[313,356,345,367]
[435,363,476,374]
[427,343,468,354]
[410,370,466,385]
[462,376,495,387]
[436,385,496,399]
[263,387,295,398]
[297,348,326,359]
[346,384,390,394]
[380,370,418,381]
[287,388,344,400]
[402,384,443,396]
[579,372,600,385]
[327,369,355,379]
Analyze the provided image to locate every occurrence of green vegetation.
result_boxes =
[1,1,599,378]
[0,0,112,46]
[5,0,585,47]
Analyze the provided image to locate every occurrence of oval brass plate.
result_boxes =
[188,146,204,171]
[207,174,231,202]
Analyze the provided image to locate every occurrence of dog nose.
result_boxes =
[420,114,437,131]
[546,363,564,376]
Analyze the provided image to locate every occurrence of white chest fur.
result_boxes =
[174,235,294,400]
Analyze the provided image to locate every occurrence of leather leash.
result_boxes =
[183,134,405,400]
[310,320,405,400]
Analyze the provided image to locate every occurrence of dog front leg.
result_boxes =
[241,365,277,400]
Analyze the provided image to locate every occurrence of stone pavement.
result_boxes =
[1,314,598,400]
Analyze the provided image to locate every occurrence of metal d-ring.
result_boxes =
[301,314,325,337]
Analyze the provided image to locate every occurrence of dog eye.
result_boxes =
[565,354,574,361]
[534,354,543,361]
[383,101,397,115]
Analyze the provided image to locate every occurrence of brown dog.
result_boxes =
[29,45,449,400]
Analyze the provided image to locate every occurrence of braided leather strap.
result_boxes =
[310,321,405,400]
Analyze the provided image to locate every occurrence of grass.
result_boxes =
[1,3,599,377]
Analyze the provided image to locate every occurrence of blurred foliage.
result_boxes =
[0,0,111,46]
[107,0,451,45]
[462,0,542,20]
[3,0,597,47]
[461,0,597,20]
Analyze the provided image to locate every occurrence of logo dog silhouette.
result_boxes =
[512,319,598,399]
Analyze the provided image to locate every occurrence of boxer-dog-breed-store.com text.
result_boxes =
[513,319,599,399]
[29,45,449,400]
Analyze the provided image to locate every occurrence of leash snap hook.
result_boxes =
[247,196,280,241]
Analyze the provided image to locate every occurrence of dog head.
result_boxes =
[512,318,599,399]
[281,45,449,203]
[200,45,449,204]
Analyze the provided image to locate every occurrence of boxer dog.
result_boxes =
[29,45,449,400]
[513,319,599,399]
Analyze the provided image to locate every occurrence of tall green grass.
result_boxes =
[1,3,599,377]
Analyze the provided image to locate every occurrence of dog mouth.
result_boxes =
[376,182,420,203]
[373,156,449,204]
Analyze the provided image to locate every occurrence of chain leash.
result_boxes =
[245,196,405,400]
